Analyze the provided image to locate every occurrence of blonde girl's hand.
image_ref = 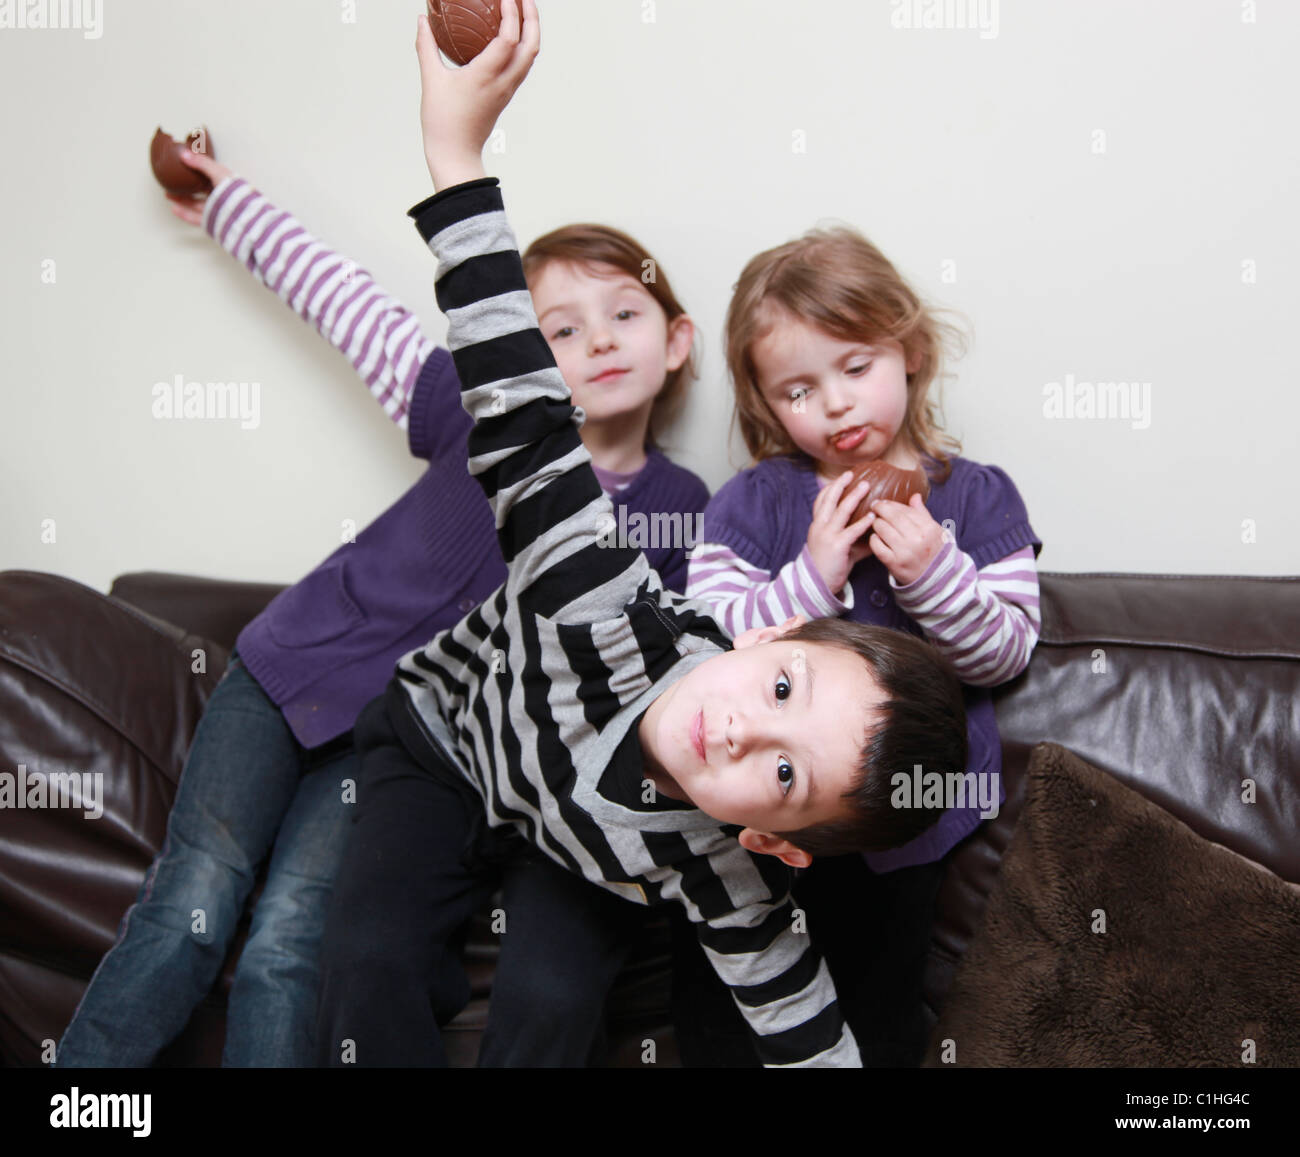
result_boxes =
[805,471,878,598]
[163,149,235,226]
[416,0,540,191]
[867,493,946,586]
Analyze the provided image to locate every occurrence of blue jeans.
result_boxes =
[56,651,356,1067]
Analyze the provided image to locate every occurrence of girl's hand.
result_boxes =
[163,150,234,226]
[416,0,540,191]
[868,493,946,586]
[805,471,878,599]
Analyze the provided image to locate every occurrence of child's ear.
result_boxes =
[732,615,805,651]
[665,314,695,373]
[738,828,813,870]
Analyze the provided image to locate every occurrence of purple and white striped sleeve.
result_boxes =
[890,542,1041,686]
[687,541,854,637]
[201,175,436,430]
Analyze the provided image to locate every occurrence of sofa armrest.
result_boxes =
[0,570,234,1063]
[108,572,287,652]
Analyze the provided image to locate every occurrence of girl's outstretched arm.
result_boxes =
[168,148,440,434]
[201,174,435,432]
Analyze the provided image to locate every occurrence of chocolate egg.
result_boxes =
[150,127,215,197]
[848,461,931,537]
[427,0,522,66]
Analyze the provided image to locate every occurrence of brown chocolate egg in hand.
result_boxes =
[848,461,931,539]
[426,0,523,66]
[150,127,216,197]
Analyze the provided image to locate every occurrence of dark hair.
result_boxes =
[522,223,697,453]
[771,619,969,858]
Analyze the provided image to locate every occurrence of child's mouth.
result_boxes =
[832,426,868,452]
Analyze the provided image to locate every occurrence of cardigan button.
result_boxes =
[458,597,476,613]
[869,589,889,608]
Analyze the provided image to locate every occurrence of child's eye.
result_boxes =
[777,758,796,796]
[788,386,811,403]
[551,326,577,340]
[773,675,795,795]
[615,309,637,320]
[847,363,872,376]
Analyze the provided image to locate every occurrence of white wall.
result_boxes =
[2,0,1296,591]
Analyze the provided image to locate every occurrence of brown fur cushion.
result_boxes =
[924,742,1300,1066]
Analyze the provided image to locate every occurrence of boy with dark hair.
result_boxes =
[315,1,967,1068]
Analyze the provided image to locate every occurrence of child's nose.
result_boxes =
[725,710,776,758]
[820,378,853,415]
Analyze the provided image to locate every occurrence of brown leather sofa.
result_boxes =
[1,568,1296,1067]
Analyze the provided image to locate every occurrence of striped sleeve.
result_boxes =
[687,541,854,636]
[409,178,648,621]
[686,847,857,1066]
[702,910,861,1067]
[203,175,435,429]
[663,838,860,1067]
[890,542,1041,686]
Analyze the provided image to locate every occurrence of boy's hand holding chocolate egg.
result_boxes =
[416,0,538,192]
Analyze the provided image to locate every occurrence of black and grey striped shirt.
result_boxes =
[394,177,859,1067]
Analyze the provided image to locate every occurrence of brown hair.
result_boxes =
[770,617,969,858]
[724,225,967,482]
[522,224,696,453]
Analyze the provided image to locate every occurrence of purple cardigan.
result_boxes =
[701,452,1042,871]
[236,349,710,749]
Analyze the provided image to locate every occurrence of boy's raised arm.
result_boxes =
[408,4,650,619]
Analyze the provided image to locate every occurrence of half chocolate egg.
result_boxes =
[150,127,215,196]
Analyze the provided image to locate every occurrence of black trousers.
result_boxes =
[315,693,644,1067]
[670,852,947,1067]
